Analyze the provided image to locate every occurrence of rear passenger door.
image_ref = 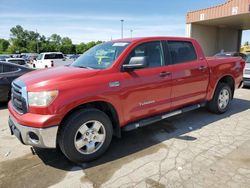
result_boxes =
[166,40,209,109]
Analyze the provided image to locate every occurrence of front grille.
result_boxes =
[11,81,28,114]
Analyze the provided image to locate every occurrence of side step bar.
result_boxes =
[122,102,206,131]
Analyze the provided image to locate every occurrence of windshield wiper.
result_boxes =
[76,66,93,69]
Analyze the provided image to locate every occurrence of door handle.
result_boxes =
[159,72,171,77]
[198,66,208,71]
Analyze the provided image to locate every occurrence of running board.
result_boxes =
[122,102,206,131]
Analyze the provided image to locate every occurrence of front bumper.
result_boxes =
[9,116,58,148]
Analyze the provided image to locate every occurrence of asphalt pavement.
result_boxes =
[1,88,250,188]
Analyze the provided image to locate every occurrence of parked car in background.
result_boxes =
[214,52,247,60]
[8,37,245,163]
[20,53,38,64]
[32,52,73,69]
[0,62,32,102]
[243,54,250,87]
[68,54,80,61]
[0,55,11,61]
[6,58,28,67]
[240,45,250,55]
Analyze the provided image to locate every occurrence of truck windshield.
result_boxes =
[71,42,130,69]
[37,54,43,60]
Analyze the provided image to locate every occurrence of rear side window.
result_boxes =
[44,54,64,59]
[55,54,64,59]
[168,41,197,64]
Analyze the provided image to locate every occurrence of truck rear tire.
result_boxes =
[207,82,232,114]
[58,108,113,163]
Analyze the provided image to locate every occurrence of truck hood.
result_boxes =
[19,66,100,91]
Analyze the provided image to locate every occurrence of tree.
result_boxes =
[2,25,104,54]
[8,25,41,53]
[86,41,97,50]
[61,37,72,45]
[244,41,249,46]
[76,43,87,54]
[0,38,10,53]
[49,34,62,45]
[9,25,29,52]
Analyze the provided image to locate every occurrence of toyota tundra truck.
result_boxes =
[8,37,245,163]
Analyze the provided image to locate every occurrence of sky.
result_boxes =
[0,0,249,44]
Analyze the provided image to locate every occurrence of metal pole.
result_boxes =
[36,29,39,53]
[120,20,124,39]
[130,29,133,38]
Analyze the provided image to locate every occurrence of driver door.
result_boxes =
[120,41,173,124]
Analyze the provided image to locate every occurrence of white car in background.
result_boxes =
[243,54,250,87]
[6,58,28,67]
[32,52,73,69]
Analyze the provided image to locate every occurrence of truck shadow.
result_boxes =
[0,102,8,110]
[34,97,250,172]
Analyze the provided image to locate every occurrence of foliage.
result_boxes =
[0,25,104,54]
[0,38,10,53]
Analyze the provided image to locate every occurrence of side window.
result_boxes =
[0,64,3,73]
[168,41,197,64]
[44,54,58,59]
[126,41,164,68]
[55,54,64,59]
[3,64,19,73]
[9,60,26,65]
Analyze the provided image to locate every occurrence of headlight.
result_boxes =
[28,90,58,107]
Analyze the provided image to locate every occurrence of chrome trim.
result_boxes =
[161,110,182,119]
[109,81,120,87]
[9,116,58,148]
[11,79,29,114]
[22,85,28,111]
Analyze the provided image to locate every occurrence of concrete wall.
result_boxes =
[188,24,218,56]
[217,28,241,53]
[187,23,242,56]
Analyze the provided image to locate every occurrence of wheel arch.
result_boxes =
[59,101,121,138]
[212,75,235,100]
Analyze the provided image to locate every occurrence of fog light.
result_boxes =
[28,132,39,143]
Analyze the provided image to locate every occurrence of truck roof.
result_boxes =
[112,36,195,43]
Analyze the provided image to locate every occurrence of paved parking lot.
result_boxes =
[1,88,250,188]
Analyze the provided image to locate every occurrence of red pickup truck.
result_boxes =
[8,37,245,163]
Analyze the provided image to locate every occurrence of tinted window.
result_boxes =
[126,41,164,68]
[168,41,197,64]
[0,64,3,73]
[55,54,64,59]
[8,60,26,65]
[44,54,64,59]
[3,64,19,73]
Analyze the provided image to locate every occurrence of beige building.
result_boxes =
[186,0,250,56]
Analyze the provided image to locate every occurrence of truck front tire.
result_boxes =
[207,82,232,114]
[58,108,113,163]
